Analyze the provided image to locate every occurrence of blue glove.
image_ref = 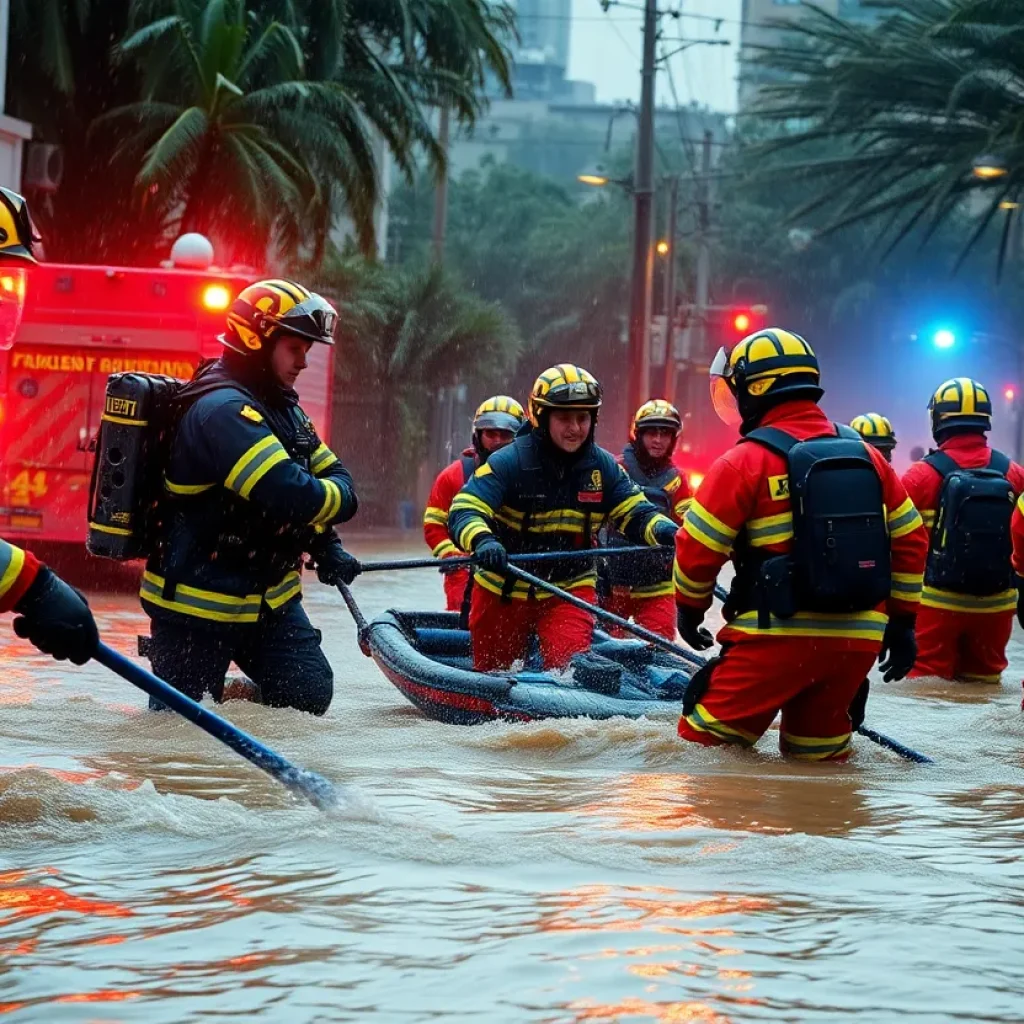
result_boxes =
[474,536,508,573]
[653,520,679,547]
[677,606,714,651]
[878,615,916,683]
[13,567,99,665]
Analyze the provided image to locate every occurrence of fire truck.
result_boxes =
[0,249,334,547]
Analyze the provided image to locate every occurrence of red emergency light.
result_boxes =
[732,312,750,333]
[202,283,232,310]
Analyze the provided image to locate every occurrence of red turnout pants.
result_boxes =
[442,568,471,613]
[909,606,1013,683]
[677,635,878,761]
[470,585,596,671]
[602,590,677,641]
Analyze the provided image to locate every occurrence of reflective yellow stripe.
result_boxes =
[101,413,148,427]
[920,586,1017,613]
[164,478,216,496]
[140,571,263,624]
[630,580,675,599]
[473,568,597,599]
[450,493,496,518]
[310,443,338,475]
[459,521,490,551]
[497,504,524,522]
[683,501,737,555]
[920,509,936,528]
[225,434,279,490]
[684,703,758,745]
[959,671,1003,683]
[781,730,852,760]
[88,522,132,536]
[239,448,289,499]
[265,571,302,609]
[888,498,923,539]
[610,491,645,529]
[673,496,692,518]
[1018,494,1024,516]
[431,540,461,558]
[747,511,793,548]
[643,513,674,546]
[0,540,26,600]
[473,463,493,478]
[890,572,923,603]
[312,479,343,525]
[423,506,449,526]
[725,609,888,640]
[673,563,715,601]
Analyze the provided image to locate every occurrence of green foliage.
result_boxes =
[747,0,1024,274]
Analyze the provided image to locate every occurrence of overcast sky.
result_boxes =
[567,0,742,112]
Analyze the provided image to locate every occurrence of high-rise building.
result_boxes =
[508,0,580,101]
[738,0,879,111]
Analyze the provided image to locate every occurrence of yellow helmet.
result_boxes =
[222,278,337,355]
[630,399,682,441]
[851,413,896,452]
[473,395,525,434]
[709,327,820,427]
[0,188,38,264]
[929,377,991,437]
[528,363,602,427]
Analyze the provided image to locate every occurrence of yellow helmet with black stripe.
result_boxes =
[528,364,602,428]
[851,413,897,457]
[929,377,992,437]
[709,327,821,427]
[221,279,338,355]
[473,395,526,434]
[630,399,682,441]
[0,188,38,265]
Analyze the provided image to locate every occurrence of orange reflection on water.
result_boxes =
[54,990,142,1004]
[567,996,733,1023]
[576,774,715,833]
[0,1003,26,1016]
[0,885,133,920]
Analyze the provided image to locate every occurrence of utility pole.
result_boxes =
[661,174,679,401]
[432,105,451,263]
[626,0,658,430]
[683,129,714,418]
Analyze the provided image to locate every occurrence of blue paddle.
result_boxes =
[94,643,338,809]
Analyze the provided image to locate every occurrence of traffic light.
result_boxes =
[732,311,751,333]
[725,304,768,336]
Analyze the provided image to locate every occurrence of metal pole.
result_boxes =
[686,130,714,418]
[432,105,450,263]
[626,0,658,431]
[662,175,680,401]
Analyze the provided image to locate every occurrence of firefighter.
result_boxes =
[902,378,1024,684]
[673,328,928,760]
[851,413,897,463]
[447,364,679,671]
[601,400,691,640]
[423,396,526,611]
[0,188,98,665]
[142,279,358,715]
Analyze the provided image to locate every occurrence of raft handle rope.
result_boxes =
[710,584,933,763]
[95,643,338,809]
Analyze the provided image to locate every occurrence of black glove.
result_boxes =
[473,535,508,573]
[12,567,99,665]
[878,615,917,683]
[310,535,361,586]
[653,520,679,547]
[678,606,714,651]
[848,678,869,731]
[1017,577,1024,630]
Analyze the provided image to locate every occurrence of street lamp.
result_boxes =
[655,239,670,256]
[973,154,1008,180]
[578,165,610,187]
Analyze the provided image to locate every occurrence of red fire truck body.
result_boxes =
[0,263,334,545]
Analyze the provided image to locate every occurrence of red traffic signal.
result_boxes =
[733,312,751,332]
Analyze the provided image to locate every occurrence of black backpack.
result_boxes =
[923,449,1015,596]
[743,424,892,616]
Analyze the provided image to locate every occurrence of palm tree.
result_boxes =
[323,257,521,512]
[746,0,1024,274]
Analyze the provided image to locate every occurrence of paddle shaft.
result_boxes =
[337,582,371,655]
[359,545,669,574]
[504,564,706,669]
[94,644,338,810]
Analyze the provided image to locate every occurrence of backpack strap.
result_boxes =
[834,423,862,440]
[741,426,799,456]
[923,450,960,480]
[988,449,1011,476]
[460,453,477,483]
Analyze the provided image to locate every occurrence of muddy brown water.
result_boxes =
[1,537,1023,1022]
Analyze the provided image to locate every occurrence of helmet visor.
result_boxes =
[709,346,741,426]
[475,411,523,433]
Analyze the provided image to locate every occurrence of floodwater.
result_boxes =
[2,536,1023,1023]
